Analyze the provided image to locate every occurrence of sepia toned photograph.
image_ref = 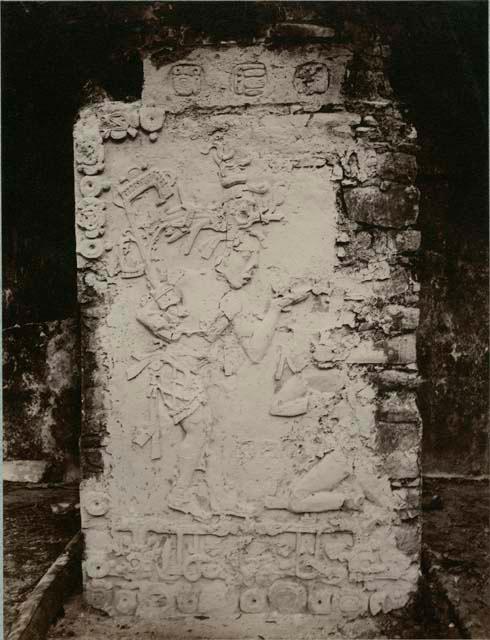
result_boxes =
[2,2,488,639]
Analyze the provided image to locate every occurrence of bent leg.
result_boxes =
[287,452,351,513]
[291,452,350,496]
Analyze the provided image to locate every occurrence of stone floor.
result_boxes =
[3,482,80,636]
[421,477,490,639]
[4,478,489,639]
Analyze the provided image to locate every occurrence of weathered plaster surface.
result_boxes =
[75,43,421,637]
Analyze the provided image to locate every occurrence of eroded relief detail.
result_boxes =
[75,117,104,175]
[82,516,415,620]
[99,109,140,141]
[76,47,421,634]
[171,64,202,96]
[293,62,329,95]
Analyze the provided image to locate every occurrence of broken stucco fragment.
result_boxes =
[346,334,416,365]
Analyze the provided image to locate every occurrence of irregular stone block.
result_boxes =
[385,450,419,479]
[395,522,421,557]
[3,460,48,483]
[310,113,362,128]
[376,422,421,453]
[373,267,411,298]
[373,370,420,390]
[385,305,420,331]
[385,334,417,364]
[269,23,336,40]
[377,392,420,423]
[348,334,416,365]
[347,340,388,364]
[395,229,421,253]
[393,486,421,513]
[376,152,417,183]
[344,185,419,228]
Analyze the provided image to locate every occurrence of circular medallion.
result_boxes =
[239,587,268,613]
[268,579,307,614]
[84,491,110,517]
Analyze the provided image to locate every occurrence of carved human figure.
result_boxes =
[157,144,285,289]
[204,143,285,288]
[133,278,309,517]
[134,283,211,518]
[218,280,311,365]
